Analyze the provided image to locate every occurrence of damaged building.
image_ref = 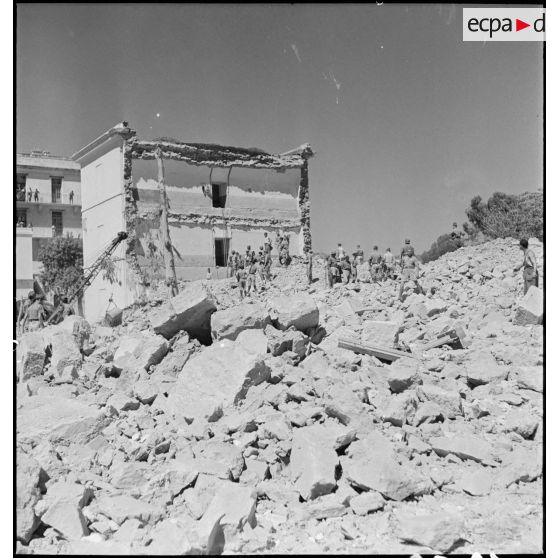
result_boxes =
[73,122,314,323]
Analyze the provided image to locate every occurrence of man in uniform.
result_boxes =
[399,252,423,301]
[383,247,395,279]
[227,250,236,278]
[21,293,45,332]
[17,291,36,334]
[236,263,247,300]
[341,256,352,284]
[247,259,259,295]
[263,232,273,254]
[513,238,539,294]
[327,251,339,288]
[336,243,345,259]
[368,246,383,282]
[355,245,364,265]
[400,238,415,258]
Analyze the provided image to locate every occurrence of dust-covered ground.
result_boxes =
[16,237,543,555]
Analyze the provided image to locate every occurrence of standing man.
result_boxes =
[399,252,422,301]
[227,250,235,278]
[304,249,313,285]
[400,238,415,258]
[27,189,32,202]
[327,252,338,288]
[350,254,359,283]
[337,243,345,259]
[383,247,395,279]
[20,294,45,332]
[17,291,36,334]
[236,263,247,300]
[368,246,383,282]
[69,190,75,204]
[513,238,539,294]
[341,256,352,285]
[34,188,39,202]
[264,232,272,254]
[263,248,273,282]
[355,245,364,265]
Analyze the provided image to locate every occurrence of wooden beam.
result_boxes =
[338,338,416,362]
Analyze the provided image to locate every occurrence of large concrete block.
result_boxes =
[112,332,169,372]
[49,331,82,375]
[17,332,46,381]
[211,302,271,341]
[149,282,217,340]
[361,320,400,348]
[268,294,319,332]
[16,451,46,543]
[514,286,543,326]
[165,339,270,424]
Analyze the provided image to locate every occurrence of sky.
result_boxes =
[16,3,543,253]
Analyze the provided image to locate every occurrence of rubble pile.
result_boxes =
[16,237,543,554]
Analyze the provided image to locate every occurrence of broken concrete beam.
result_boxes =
[268,294,319,332]
[112,332,169,372]
[361,320,400,348]
[290,424,339,500]
[337,338,415,362]
[17,332,46,381]
[166,339,270,424]
[210,302,271,341]
[514,286,543,325]
[149,281,217,340]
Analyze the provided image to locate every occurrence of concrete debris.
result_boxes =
[211,302,271,340]
[15,237,543,555]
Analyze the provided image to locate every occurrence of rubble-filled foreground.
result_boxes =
[16,237,543,555]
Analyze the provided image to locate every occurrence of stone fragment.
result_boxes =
[147,518,197,555]
[387,360,421,393]
[41,500,89,541]
[430,435,494,464]
[290,425,339,500]
[195,441,245,481]
[361,320,400,347]
[268,294,319,332]
[305,493,347,520]
[501,410,539,439]
[381,391,419,427]
[414,401,444,425]
[514,286,543,326]
[264,325,293,356]
[133,379,159,405]
[349,491,385,515]
[112,332,169,372]
[49,331,82,375]
[16,451,46,543]
[465,352,510,385]
[456,469,494,496]
[514,366,543,393]
[149,281,217,340]
[396,511,465,553]
[211,302,271,341]
[235,329,269,356]
[93,494,163,526]
[17,332,46,381]
[424,298,448,317]
[166,339,270,424]
[155,335,192,377]
[417,384,463,418]
[17,396,105,445]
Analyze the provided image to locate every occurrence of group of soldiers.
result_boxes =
[326,239,422,300]
[227,231,293,299]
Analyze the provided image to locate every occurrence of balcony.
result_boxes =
[16,192,81,207]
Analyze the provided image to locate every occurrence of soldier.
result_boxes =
[263,249,273,282]
[383,247,395,279]
[355,245,364,265]
[227,250,236,278]
[21,293,45,332]
[341,255,352,285]
[368,246,383,282]
[400,238,415,258]
[350,253,359,282]
[399,252,422,301]
[263,232,273,253]
[247,259,259,295]
[327,251,339,288]
[236,263,247,300]
[304,249,313,285]
[513,238,539,294]
[17,291,36,334]
[336,243,345,259]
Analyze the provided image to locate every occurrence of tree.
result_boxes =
[419,233,463,264]
[38,235,84,295]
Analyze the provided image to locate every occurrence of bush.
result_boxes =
[420,233,464,264]
[465,190,543,241]
[38,235,84,295]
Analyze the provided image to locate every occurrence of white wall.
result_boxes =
[81,141,128,323]
[16,228,33,299]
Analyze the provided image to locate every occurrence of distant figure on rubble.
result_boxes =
[247,259,259,295]
[236,262,247,299]
[263,249,272,282]
[304,249,313,285]
[20,293,45,332]
[227,251,235,278]
[264,232,272,253]
[383,247,395,279]
[206,268,212,281]
[399,252,423,301]
[17,291,36,334]
[354,244,364,265]
[450,222,464,241]
[350,254,359,282]
[275,230,282,252]
[340,255,352,284]
[514,238,539,294]
[257,249,267,287]
[327,252,339,288]
[336,243,345,259]
[400,238,415,258]
[34,188,39,202]
[368,246,383,282]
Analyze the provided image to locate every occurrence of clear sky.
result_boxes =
[16,3,543,253]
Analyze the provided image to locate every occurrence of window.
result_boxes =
[51,177,62,203]
[214,238,230,267]
[52,211,63,236]
[16,209,27,227]
[16,175,26,202]
[211,183,227,208]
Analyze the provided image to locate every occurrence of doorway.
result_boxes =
[214,237,230,267]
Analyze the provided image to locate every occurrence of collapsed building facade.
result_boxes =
[73,122,314,323]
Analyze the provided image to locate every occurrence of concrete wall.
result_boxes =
[81,140,129,323]
[16,228,34,299]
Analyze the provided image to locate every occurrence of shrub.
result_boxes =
[38,235,84,295]
[420,233,464,264]
[465,190,543,241]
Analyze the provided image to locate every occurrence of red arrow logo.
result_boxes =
[516,18,530,31]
